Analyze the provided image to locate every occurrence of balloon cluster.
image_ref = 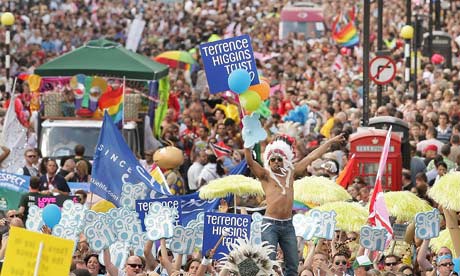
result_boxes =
[227,69,269,113]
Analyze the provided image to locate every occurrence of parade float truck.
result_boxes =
[37,85,144,163]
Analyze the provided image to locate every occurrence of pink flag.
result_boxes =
[368,127,393,236]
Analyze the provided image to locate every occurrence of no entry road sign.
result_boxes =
[369,56,397,85]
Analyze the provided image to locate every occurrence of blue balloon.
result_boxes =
[228,69,251,94]
[42,204,61,228]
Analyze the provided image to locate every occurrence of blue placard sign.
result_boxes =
[136,197,182,231]
[199,34,259,94]
[202,212,251,259]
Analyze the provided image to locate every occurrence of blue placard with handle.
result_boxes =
[202,212,251,259]
[199,34,259,94]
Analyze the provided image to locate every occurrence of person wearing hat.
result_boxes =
[352,255,373,276]
[424,144,438,159]
[416,127,444,155]
[319,159,339,180]
[435,253,455,276]
[244,134,345,276]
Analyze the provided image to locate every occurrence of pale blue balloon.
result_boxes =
[228,69,251,94]
[42,204,62,228]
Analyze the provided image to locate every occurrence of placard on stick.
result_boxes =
[360,226,388,251]
[199,34,259,94]
[202,212,251,259]
[415,209,440,239]
[2,227,74,276]
[393,224,408,241]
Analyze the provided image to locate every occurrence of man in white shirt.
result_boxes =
[187,150,207,192]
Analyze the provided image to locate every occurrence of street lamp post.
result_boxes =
[400,25,414,94]
[1,12,15,94]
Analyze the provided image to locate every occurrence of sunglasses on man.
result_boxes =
[127,263,144,269]
[270,157,283,163]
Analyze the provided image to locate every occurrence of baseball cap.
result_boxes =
[424,144,438,153]
[352,255,373,270]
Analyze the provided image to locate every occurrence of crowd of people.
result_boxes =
[0,0,460,275]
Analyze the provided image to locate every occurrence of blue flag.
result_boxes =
[90,112,170,207]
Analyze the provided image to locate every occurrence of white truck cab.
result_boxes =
[39,118,141,161]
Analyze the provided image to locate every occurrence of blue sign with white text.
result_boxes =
[202,212,251,259]
[136,197,182,231]
[0,172,29,192]
[199,34,259,94]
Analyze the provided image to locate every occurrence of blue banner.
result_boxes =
[90,112,170,207]
[0,172,29,192]
[0,172,30,211]
[136,197,182,231]
[202,212,251,259]
[199,34,259,94]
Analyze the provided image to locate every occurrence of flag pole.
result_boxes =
[122,76,126,137]
[122,76,126,126]
[11,77,17,96]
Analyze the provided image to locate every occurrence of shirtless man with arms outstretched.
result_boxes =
[244,134,344,276]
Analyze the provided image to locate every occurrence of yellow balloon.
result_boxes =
[27,74,42,91]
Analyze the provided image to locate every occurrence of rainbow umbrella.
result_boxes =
[154,50,196,70]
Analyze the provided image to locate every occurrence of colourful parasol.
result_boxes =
[313,201,368,232]
[293,176,351,206]
[198,175,264,200]
[381,191,432,222]
[154,50,196,70]
[431,229,455,255]
[428,172,460,211]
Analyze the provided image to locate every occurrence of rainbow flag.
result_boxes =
[98,84,123,125]
[293,200,313,211]
[332,7,359,48]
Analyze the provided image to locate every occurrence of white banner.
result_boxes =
[126,15,146,52]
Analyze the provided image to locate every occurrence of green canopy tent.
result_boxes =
[35,38,169,80]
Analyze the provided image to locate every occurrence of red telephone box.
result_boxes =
[349,129,402,191]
